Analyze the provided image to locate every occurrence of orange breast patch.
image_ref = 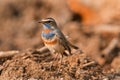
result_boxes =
[43,29,51,34]
[43,39,57,45]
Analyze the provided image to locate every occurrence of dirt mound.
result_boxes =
[0,49,114,80]
[0,50,119,80]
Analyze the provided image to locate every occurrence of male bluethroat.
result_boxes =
[38,18,78,59]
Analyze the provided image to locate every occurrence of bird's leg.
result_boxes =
[49,52,58,70]
[57,53,64,73]
[59,54,63,64]
[52,52,59,61]
[50,52,59,66]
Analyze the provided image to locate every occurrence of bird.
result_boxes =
[38,18,79,60]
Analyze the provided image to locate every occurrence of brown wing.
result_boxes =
[54,30,71,54]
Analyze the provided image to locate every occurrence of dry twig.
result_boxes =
[0,50,19,59]
[0,46,49,59]
[83,24,120,35]
[82,61,96,68]
[102,38,119,56]
[36,46,49,53]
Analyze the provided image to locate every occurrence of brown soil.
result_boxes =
[0,50,117,80]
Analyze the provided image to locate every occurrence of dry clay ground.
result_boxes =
[0,0,120,80]
[0,48,119,80]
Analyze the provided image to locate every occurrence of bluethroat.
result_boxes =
[38,18,79,60]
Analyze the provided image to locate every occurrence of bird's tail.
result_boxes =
[68,42,79,49]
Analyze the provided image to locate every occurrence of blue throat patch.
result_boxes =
[43,23,51,29]
[42,31,55,39]
[42,23,55,39]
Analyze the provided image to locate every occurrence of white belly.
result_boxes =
[45,42,65,54]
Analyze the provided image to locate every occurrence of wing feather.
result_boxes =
[54,30,71,54]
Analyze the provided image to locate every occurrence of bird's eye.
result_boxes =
[48,21,51,23]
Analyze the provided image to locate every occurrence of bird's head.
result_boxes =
[38,18,57,30]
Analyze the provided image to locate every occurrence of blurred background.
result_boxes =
[0,0,120,68]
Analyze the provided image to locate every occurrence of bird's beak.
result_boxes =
[38,20,44,23]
